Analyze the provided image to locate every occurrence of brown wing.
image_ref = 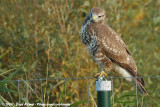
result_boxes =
[94,24,145,85]
[94,24,136,71]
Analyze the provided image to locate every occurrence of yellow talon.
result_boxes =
[95,71,108,78]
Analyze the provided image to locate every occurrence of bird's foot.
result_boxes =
[95,71,108,79]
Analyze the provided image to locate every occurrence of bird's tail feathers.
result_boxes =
[133,78,148,96]
[126,69,148,95]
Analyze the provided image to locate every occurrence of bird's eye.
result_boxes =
[98,15,104,18]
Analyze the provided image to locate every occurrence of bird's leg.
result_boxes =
[95,68,108,79]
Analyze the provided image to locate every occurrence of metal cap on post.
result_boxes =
[96,77,111,107]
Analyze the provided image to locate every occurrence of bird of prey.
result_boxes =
[80,7,147,95]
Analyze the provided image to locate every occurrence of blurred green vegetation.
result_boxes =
[0,0,160,107]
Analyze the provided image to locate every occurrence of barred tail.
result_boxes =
[133,77,148,95]
[126,69,148,95]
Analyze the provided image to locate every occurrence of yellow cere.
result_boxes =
[93,15,96,20]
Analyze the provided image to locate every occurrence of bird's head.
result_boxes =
[89,7,106,23]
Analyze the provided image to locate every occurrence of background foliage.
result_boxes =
[0,0,160,106]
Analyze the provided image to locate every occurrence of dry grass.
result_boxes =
[0,0,160,106]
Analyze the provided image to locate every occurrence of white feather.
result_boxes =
[113,63,132,81]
